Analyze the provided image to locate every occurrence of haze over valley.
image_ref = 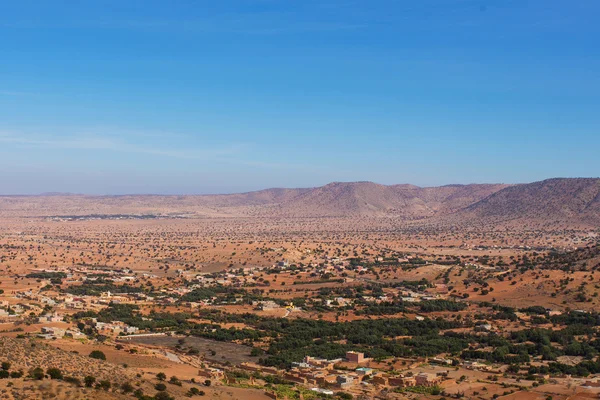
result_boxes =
[1,1,600,399]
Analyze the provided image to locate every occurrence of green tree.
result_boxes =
[155,392,175,400]
[187,387,203,396]
[64,376,81,386]
[89,350,106,360]
[121,382,134,393]
[84,375,96,387]
[29,367,44,380]
[10,370,23,378]
[47,367,63,380]
[155,383,167,391]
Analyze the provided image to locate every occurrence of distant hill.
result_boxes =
[0,178,599,226]
[199,187,310,208]
[257,181,509,218]
[457,178,600,225]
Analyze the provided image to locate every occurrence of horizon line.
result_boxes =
[0,177,598,197]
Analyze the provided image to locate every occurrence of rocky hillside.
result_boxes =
[458,178,600,224]
[258,181,509,218]
[0,336,135,386]
[0,178,598,225]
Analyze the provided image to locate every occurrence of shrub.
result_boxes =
[97,380,111,390]
[64,376,82,386]
[84,375,96,387]
[10,370,23,378]
[29,367,44,380]
[156,372,167,381]
[89,350,106,360]
[155,383,167,391]
[46,367,63,380]
[155,392,175,400]
[1,362,10,371]
[250,348,263,356]
[0,370,9,379]
[187,387,202,396]
[121,382,135,393]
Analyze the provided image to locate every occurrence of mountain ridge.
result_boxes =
[0,178,598,226]
[456,177,600,224]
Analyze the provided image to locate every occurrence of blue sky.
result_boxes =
[0,0,598,194]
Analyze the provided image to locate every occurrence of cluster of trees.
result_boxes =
[442,319,600,375]
[529,359,600,377]
[253,316,462,368]
[188,323,264,342]
[196,310,261,325]
[541,244,600,271]
[418,299,467,313]
[355,301,406,316]
[181,286,243,302]
[0,362,23,379]
[393,279,433,290]
[354,298,466,316]
[26,271,66,285]
[65,283,142,296]
[142,309,468,368]
[185,308,600,377]
[74,292,600,379]
[26,272,67,279]
[181,286,281,306]
[75,303,191,331]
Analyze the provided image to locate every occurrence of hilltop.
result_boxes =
[256,181,510,218]
[0,178,598,226]
[456,177,600,225]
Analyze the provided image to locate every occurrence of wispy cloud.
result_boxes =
[0,130,256,164]
[0,129,329,172]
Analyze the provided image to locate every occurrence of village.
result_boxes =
[1,240,600,400]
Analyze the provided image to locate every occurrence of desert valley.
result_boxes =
[0,178,598,400]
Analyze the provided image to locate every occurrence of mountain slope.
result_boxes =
[458,178,600,224]
[1,178,598,225]
[256,182,509,218]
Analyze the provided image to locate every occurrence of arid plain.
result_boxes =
[0,178,599,400]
